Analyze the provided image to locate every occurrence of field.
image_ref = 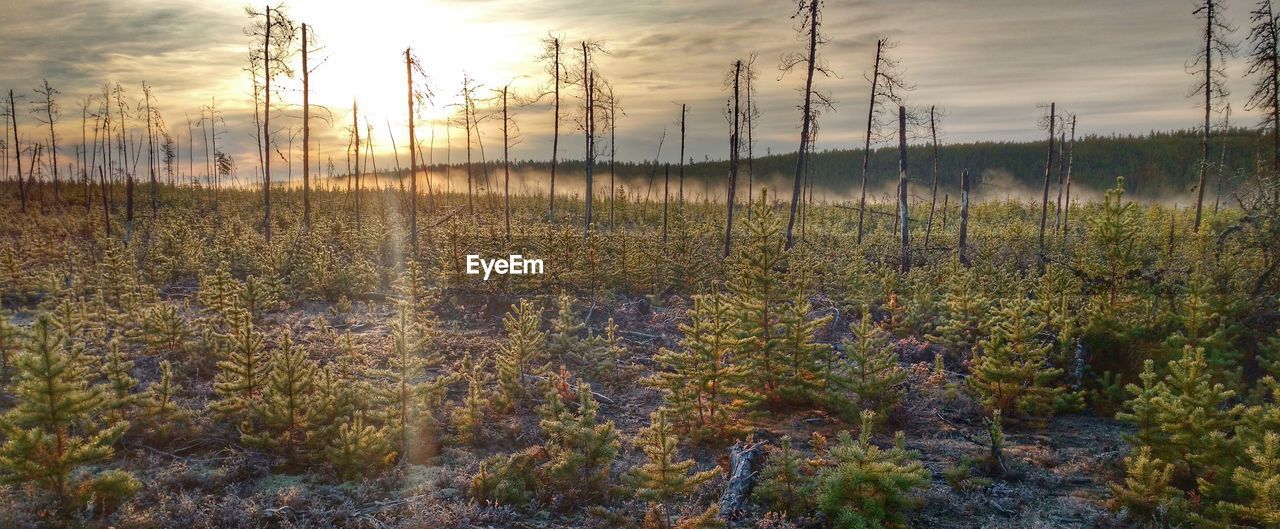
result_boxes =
[0,173,1276,529]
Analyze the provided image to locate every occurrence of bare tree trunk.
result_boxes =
[9,90,24,213]
[582,42,594,238]
[1062,115,1076,238]
[303,23,311,231]
[549,38,560,219]
[407,47,418,253]
[1037,102,1056,259]
[679,103,686,207]
[958,169,970,266]
[262,5,273,243]
[897,106,910,273]
[785,0,819,249]
[1053,129,1065,230]
[502,86,511,241]
[609,89,617,230]
[118,86,133,244]
[942,193,949,230]
[353,99,361,230]
[923,104,940,251]
[725,60,742,257]
[857,39,884,245]
[745,61,755,220]
[144,84,157,216]
[1195,0,1214,232]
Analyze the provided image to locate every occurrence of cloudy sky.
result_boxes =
[0,0,1263,181]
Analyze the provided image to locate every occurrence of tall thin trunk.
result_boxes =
[262,5,273,243]
[679,104,686,207]
[549,39,560,219]
[1054,129,1067,230]
[118,86,133,244]
[785,0,819,249]
[406,47,418,253]
[923,104,940,250]
[10,90,25,212]
[857,39,884,244]
[353,99,361,230]
[609,91,616,229]
[958,169,971,266]
[303,24,311,231]
[746,65,754,220]
[502,86,511,241]
[144,85,157,215]
[1063,115,1077,239]
[1037,102,1056,258]
[725,60,741,257]
[897,106,910,273]
[1195,0,1214,232]
[582,42,594,238]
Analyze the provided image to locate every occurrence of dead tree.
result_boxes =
[302,23,312,230]
[958,168,971,266]
[576,40,606,238]
[245,3,298,243]
[856,39,911,244]
[603,81,621,229]
[897,106,910,273]
[114,83,134,243]
[457,76,480,215]
[1247,0,1280,172]
[1191,0,1237,232]
[1037,103,1057,259]
[8,89,24,212]
[33,80,60,211]
[353,98,361,229]
[745,53,760,219]
[724,60,743,257]
[923,105,943,250]
[781,0,834,249]
[539,35,563,219]
[678,103,687,207]
[141,82,158,215]
[406,48,434,254]
[1063,114,1077,237]
[495,84,527,240]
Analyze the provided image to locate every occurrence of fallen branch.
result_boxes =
[719,440,764,518]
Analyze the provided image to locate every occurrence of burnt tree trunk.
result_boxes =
[923,104,941,251]
[302,23,311,231]
[9,90,24,213]
[1037,102,1056,259]
[549,38,560,219]
[785,0,819,249]
[897,106,910,273]
[857,39,884,245]
[725,60,742,257]
[407,47,419,253]
[262,5,272,243]
[679,103,686,207]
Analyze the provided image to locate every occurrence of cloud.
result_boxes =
[0,0,1260,186]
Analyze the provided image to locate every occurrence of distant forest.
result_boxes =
[391,127,1272,201]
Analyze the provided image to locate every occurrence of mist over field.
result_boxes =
[3,1,1280,529]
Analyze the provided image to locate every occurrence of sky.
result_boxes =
[0,0,1266,182]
